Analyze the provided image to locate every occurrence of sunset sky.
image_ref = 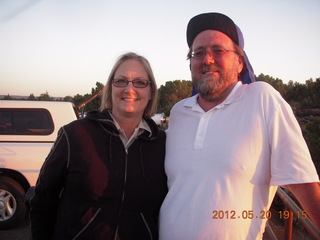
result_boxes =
[1,0,319,97]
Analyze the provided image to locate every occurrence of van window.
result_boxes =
[0,108,54,135]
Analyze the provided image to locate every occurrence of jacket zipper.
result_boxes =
[72,208,101,240]
[113,148,129,240]
[140,212,153,240]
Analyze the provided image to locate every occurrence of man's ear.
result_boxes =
[238,56,244,74]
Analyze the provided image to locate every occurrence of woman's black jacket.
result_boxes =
[30,110,168,240]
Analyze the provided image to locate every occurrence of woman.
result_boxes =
[30,52,167,240]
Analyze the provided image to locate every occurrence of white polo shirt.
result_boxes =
[159,81,319,240]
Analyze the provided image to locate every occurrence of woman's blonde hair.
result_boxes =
[99,52,158,118]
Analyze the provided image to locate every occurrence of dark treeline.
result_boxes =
[2,82,104,113]
[157,74,320,116]
[256,74,320,110]
[2,74,320,175]
[3,74,320,115]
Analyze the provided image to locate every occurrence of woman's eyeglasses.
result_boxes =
[112,78,150,88]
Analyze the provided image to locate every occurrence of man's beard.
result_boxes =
[192,65,226,102]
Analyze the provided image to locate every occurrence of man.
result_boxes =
[159,12,320,239]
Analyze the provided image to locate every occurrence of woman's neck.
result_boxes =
[112,113,143,139]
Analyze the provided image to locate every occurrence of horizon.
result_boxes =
[2,74,319,99]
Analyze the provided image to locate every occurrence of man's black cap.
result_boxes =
[186,12,239,47]
[186,12,256,84]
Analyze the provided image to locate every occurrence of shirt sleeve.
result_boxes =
[268,95,319,186]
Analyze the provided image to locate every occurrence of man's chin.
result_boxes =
[199,92,222,102]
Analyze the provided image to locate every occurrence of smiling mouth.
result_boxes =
[202,66,220,75]
[122,98,139,101]
[203,70,219,75]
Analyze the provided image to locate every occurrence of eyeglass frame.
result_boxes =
[112,78,151,88]
[188,46,238,60]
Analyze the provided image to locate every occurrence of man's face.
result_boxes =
[190,30,243,102]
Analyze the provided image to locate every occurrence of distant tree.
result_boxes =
[27,94,37,101]
[303,117,320,176]
[95,82,104,91]
[305,78,320,108]
[286,78,320,108]
[68,82,103,114]
[282,80,302,108]
[63,96,73,102]
[255,74,320,109]
[87,82,104,111]
[2,94,13,100]
[76,82,104,112]
[158,80,192,116]
[72,94,86,107]
[38,91,52,101]
[256,73,286,96]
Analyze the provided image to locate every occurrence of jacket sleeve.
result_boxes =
[29,127,69,240]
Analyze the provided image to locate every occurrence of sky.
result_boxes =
[1,0,320,97]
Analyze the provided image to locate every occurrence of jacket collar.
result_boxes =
[85,110,159,141]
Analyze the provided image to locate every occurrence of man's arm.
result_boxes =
[286,182,320,229]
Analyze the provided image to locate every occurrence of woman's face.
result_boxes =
[111,59,151,119]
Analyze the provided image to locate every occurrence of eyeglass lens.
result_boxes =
[113,78,149,88]
[192,47,236,59]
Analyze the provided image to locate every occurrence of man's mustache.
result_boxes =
[201,65,221,73]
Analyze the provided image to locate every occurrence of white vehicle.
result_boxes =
[151,113,167,128]
[0,100,78,229]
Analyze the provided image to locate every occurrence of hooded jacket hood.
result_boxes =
[85,110,160,141]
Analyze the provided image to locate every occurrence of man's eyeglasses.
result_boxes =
[191,47,237,60]
[112,78,151,88]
